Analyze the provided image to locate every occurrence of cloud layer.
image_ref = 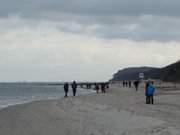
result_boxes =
[0,16,180,81]
[0,0,180,81]
[1,0,180,41]
[1,0,180,17]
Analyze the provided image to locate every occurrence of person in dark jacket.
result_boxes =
[72,81,77,96]
[145,82,150,104]
[128,81,131,88]
[134,80,139,91]
[101,83,106,93]
[64,82,69,97]
[125,81,128,87]
[106,83,109,89]
[95,83,100,94]
[123,81,125,87]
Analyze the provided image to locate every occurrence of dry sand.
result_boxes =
[0,83,180,135]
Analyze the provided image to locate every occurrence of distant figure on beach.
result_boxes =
[101,83,106,93]
[123,81,125,87]
[86,84,91,89]
[63,82,69,98]
[128,81,131,88]
[134,80,139,91]
[72,81,77,96]
[145,81,149,104]
[125,81,128,87]
[145,81,155,104]
[95,83,100,94]
[89,84,91,89]
[106,83,109,89]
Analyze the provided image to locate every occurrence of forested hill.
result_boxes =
[111,60,180,82]
[111,67,159,81]
[160,60,180,82]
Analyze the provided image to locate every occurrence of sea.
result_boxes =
[0,83,95,109]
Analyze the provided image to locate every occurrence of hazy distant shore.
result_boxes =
[0,82,180,135]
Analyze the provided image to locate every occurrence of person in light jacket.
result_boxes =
[145,81,155,104]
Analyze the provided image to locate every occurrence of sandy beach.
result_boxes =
[0,83,180,135]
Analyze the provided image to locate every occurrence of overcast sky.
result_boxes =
[0,0,180,82]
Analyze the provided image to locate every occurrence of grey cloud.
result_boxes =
[52,15,180,41]
[1,0,180,42]
[1,0,180,17]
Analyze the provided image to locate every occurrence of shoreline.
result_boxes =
[0,83,180,135]
[0,87,95,110]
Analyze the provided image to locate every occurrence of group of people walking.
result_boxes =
[122,79,155,104]
[95,83,109,94]
[63,81,109,97]
[63,81,77,98]
[64,80,156,105]
[122,80,140,91]
[123,81,132,88]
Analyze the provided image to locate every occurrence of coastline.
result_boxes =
[0,83,180,135]
[0,86,95,110]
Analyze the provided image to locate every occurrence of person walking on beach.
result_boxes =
[95,83,100,94]
[145,81,155,104]
[63,82,69,97]
[123,81,125,87]
[145,81,150,104]
[72,81,77,96]
[134,80,139,91]
[125,81,128,87]
[106,83,109,89]
[101,83,106,93]
[128,81,131,88]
